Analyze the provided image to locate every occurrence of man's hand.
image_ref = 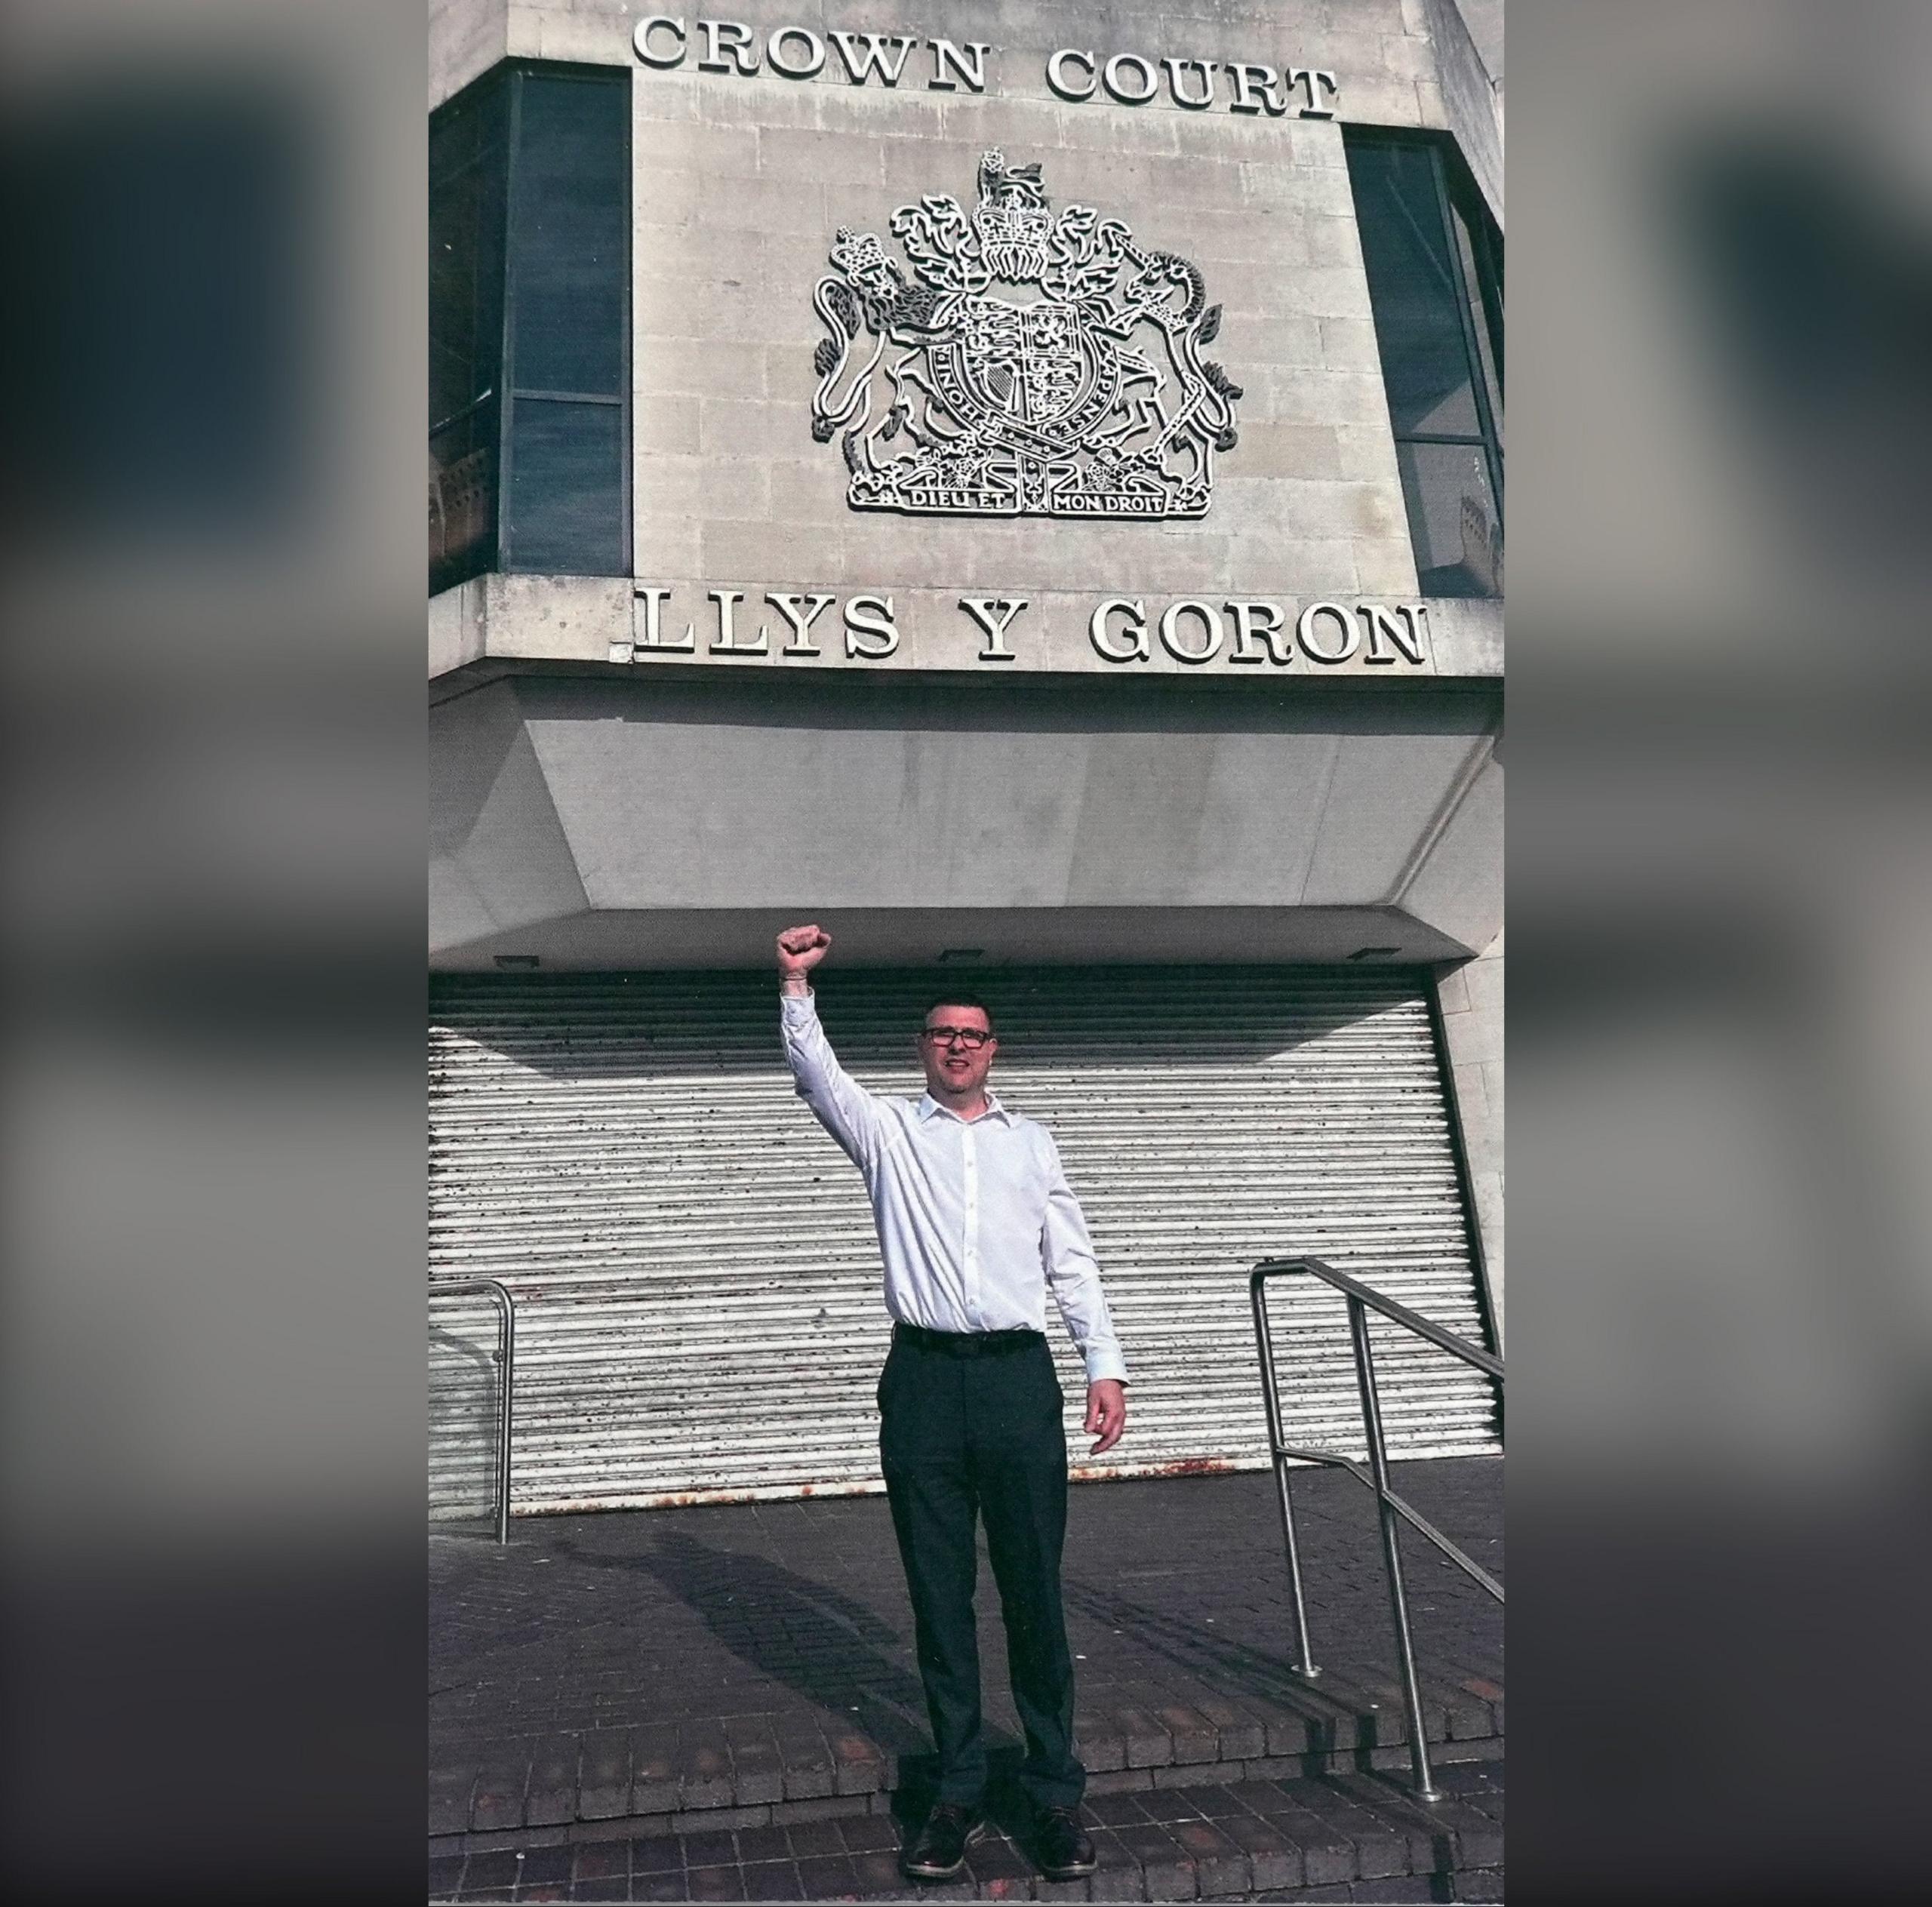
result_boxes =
[1084,1379,1127,1456]
[777,924,832,980]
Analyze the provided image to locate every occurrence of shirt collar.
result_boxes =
[918,1091,1011,1126]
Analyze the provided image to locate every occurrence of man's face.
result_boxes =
[918,1003,998,1102]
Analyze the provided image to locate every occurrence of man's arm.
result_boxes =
[776,923,884,1171]
[1038,1131,1129,1455]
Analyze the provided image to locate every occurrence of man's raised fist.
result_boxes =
[776,924,832,977]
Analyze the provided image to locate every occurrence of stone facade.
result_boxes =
[428,0,1505,1287]
[431,0,1503,683]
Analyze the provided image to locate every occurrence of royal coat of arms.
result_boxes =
[809,151,1244,519]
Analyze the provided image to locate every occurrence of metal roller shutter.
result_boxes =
[429,967,1500,1515]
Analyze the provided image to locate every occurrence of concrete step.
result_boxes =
[428,1761,1504,1902]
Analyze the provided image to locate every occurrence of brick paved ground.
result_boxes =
[431,1458,1502,1856]
[427,1760,1505,1901]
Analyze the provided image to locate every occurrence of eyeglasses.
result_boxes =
[921,1026,992,1049]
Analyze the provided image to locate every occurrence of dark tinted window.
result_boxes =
[429,64,628,595]
[1346,134,1503,598]
[508,399,625,572]
[429,72,507,594]
[506,75,628,397]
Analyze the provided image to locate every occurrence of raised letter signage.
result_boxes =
[632,20,1346,114]
[614,588,1438,674]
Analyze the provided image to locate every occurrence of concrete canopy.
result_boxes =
[432,671,1500,971]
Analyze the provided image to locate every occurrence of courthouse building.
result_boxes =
[428,0,1505,1516]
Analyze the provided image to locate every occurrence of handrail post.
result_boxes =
[1346,1295,1438,1801]
[429,1278,516,1546]
[1250,1273,1321,1677]
[493,1284,515,1547]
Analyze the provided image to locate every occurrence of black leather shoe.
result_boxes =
[902,1802,985,1881]
[1035,1805,1097,1881]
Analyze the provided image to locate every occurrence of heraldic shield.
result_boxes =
[809,152,1244,520]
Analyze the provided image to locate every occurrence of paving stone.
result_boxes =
[1218,1811,1303,1892]
[1085,1792,1150,1829]
[632,1836,687,1875]
[787,1819,846,1860]
[830,1733,888,1796]
[518,1844,573,1887]
[578,1731,632,1820]
[1110,1822,1195,1901]
[1413,1797,1502,1871]
[1114,1709,1177,1768]
[966,1832,1035,1885]
[1322,1777,1442,1874]
[730,1737,785,1807]
[1077,1727,1128,1774]
[795,1852,861,1899]
[471,1757,530,1835]
[571,1841,628,1882]
[1190,1696,1267,1761]
[679,1724,737,1810]
[1156,1705,1221,1765]
[632,1726,681,1815]
[1290,1788,1412,1880]
[1035,1878,1093,1903]
[632,1872,692,1902]
[670,1804,768,1834]
[681,1827,739,1869]
[1085,1828,1151,1904]
[431,1769,476,1837]
[1187,1786,1260,1820]
[1168,1816,1250,1896]
[1154,1761,1232,1791]
[462,1850,521,1890]
[837,1813,898,1854]
[1136,1788,1208,1825]
[736,1824,794,1865]
[686,1862,748,1900]
[526,1735,582,1828]
[849,1847,907,1895]
[742,1858,806,1900]
[1257,1804,1357,1888]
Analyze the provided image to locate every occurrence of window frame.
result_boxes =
[430,60,632,595]
[496,63,632,578]
[1343,128,1505,598]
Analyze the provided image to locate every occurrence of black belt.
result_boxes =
[893,1321,1045,1358]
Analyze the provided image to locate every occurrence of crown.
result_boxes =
[972,150,1051,285]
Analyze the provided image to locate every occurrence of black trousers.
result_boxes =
[877,1328,1084,1811]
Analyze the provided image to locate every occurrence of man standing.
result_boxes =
[776,924,1127,1884]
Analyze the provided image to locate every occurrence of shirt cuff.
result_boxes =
[779,987,817,1018]
[1084,1349,1129,1386]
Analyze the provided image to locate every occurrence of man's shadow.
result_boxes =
[553,1527,1038,1837]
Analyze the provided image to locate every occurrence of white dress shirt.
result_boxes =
[780,990,1128,1386]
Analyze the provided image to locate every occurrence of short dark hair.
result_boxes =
[921,992,995,1032]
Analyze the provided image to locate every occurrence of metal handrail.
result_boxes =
[1250,1256,1504,1802]
[429,1278,517,1545]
